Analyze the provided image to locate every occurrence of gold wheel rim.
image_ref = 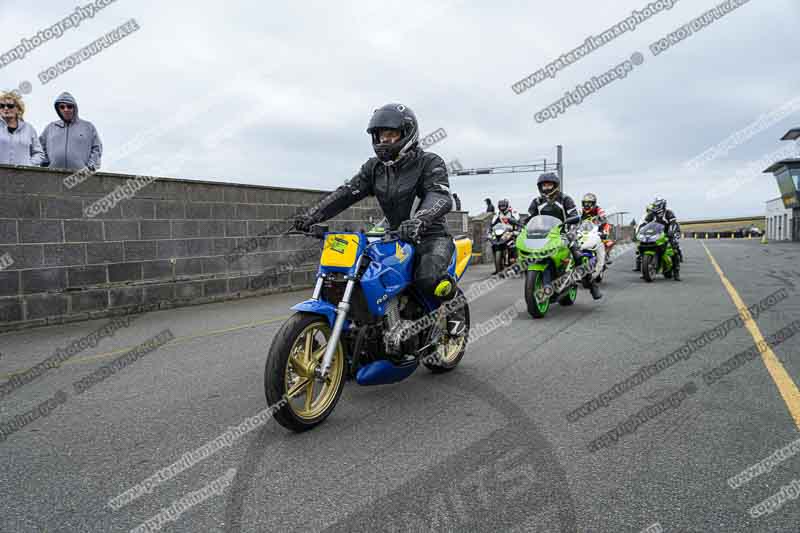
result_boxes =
[284,322,343,420]
[436,308,466,364]
[437,335,465,363]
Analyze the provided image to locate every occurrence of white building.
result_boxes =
[765,197,794,240]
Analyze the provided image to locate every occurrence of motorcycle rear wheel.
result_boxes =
[558,283,578,306]
[424,290,471,373]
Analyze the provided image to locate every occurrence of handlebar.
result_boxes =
[290,224,417,247]
[381,230,402,242]
[287,223,329,239]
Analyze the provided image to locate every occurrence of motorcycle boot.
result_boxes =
[633,251,641,272]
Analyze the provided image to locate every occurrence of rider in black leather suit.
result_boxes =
[528,173,602,300]
[293,103,457,301]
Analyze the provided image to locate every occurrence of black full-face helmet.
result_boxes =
[537,172,560,200]
[366,103,419,166]
[498,199,510,212]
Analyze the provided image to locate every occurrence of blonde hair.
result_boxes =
[0,91,25,119]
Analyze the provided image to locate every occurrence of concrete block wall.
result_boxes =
[0,165,468,331]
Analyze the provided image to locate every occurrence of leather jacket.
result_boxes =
[528,192,580,225]
[644,209,680,238]
[306,147,452,237]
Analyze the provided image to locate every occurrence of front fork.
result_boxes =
[317,256,363,379]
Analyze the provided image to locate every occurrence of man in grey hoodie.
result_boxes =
[40,92,102,170]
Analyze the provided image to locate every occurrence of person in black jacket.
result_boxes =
[528,172,602,299]
[293,103,457,301]
[485,198,495,213]
[642,197,683,281]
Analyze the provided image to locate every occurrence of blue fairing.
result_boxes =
[307,234,461,323]
[360,240,415,317]
[356,359,418,385]
[291,300,352,330]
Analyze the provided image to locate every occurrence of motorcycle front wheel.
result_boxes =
[525,268,552,318]
[642,254,656,283]
[494,249,504,274]
[264,312,346,432]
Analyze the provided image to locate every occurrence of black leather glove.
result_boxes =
[293,213,318,233]
[398,218,426,244]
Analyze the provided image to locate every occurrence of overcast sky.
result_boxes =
[1,0,797,220]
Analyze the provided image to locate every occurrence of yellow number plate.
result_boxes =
[320,234,360,268]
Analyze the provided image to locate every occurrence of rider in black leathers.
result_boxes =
[293,103,458,301]
[642,197,683,281]
[528,173,602,300]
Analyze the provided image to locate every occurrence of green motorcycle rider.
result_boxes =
[527,173,602,300]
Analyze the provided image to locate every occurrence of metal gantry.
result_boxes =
[450,145,565,191]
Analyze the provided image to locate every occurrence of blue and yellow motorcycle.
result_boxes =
[265,223,473,432]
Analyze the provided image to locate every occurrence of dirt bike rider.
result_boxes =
[580,193,613,265]
[292,103,459,305]
[635,197,683,281]
[528,173,602,300]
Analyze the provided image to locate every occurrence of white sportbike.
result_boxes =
[577,220,606,282]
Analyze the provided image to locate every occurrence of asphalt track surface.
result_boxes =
[0,239,798,532]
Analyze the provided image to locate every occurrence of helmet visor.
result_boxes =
[367,108,405,133]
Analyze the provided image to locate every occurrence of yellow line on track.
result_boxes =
[0,315,289,380]
[702,242,800,429]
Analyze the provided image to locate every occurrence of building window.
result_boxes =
[778,168,799,208]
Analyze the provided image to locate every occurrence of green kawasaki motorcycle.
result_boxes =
[515,214,579,318]
[637,221,678,282]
